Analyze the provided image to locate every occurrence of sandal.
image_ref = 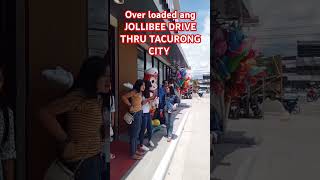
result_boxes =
[110,153,116,160]
[131,154,143,160]
[136,151,145,156]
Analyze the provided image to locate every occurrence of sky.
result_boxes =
[245,0,320,57]
[180,0,210,79]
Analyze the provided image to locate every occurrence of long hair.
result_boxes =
[69,56,113,111]
[132,79,145,93]
[73,56,109,98]
[0,63,10,147]
[143,80,152,98]
[169,86,175,96]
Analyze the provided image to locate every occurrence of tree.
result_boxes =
[192,80,199,92]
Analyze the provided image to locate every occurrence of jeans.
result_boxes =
[101,161,110,180]
[139,113,153,145]
[129,111,142,156]
[64,154,102,180]
[165,112,173,137]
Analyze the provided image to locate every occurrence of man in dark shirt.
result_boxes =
[159,80,168,125]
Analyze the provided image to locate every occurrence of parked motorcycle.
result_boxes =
[307,91,319,102]
[250,99,262,118]
[239,96,250,118]
[283,98,300,114]
[229,99,240,119]
[182,89,193,99]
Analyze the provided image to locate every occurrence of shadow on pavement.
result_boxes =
[211,130,258,172]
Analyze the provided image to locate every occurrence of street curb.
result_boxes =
[151,109,191,180]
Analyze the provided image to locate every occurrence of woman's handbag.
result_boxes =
[44,158,84,180]
[44,97,99,180]
[123,112,135,124]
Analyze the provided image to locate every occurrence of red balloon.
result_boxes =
[250,77,257,86]
[244,49,255,60]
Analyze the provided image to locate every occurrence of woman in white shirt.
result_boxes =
[138,80,155,151]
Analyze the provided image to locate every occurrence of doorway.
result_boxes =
[109,24,120,139]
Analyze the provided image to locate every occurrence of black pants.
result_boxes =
[64,154,102,180]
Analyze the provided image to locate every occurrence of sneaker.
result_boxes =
[168,109,172,113]
[161,124,167,128]
[167,137,172,142]
[140,144,150,151]
[148,140,155,147]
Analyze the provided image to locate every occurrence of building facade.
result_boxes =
[282,41,320,89]
[110,0,189,134]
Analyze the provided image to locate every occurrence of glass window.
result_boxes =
[154,57,158,69]
[159,62,164,86]
[154,58,159,87]
[163,65,167,81]
[137,47,145,79]
[146,54,153,70]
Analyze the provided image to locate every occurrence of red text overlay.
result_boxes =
[120,10,201,56]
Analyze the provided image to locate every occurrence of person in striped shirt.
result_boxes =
[40,57,110,180]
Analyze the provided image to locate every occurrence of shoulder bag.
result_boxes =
[44,97,101,180]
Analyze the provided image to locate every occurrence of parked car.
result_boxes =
[282,98,300,114]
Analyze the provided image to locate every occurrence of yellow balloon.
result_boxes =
[152,119,160,126]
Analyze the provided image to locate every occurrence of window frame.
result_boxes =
[137,46,146,79]
[146,53,153,70]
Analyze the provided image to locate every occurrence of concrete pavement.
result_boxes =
[211,100,320,180]
[165,94,210,180]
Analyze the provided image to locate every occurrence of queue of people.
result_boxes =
[122,78,179,159]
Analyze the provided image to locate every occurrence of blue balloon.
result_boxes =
[228,28,245,52]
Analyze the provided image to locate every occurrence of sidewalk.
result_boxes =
[110,99,192,180]
[165,94,210,180]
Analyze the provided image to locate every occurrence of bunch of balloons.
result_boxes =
[214,25,270,98]
[176,68,192,94]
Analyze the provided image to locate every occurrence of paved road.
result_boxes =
[165,94,210,180]
[211,100,320,180]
